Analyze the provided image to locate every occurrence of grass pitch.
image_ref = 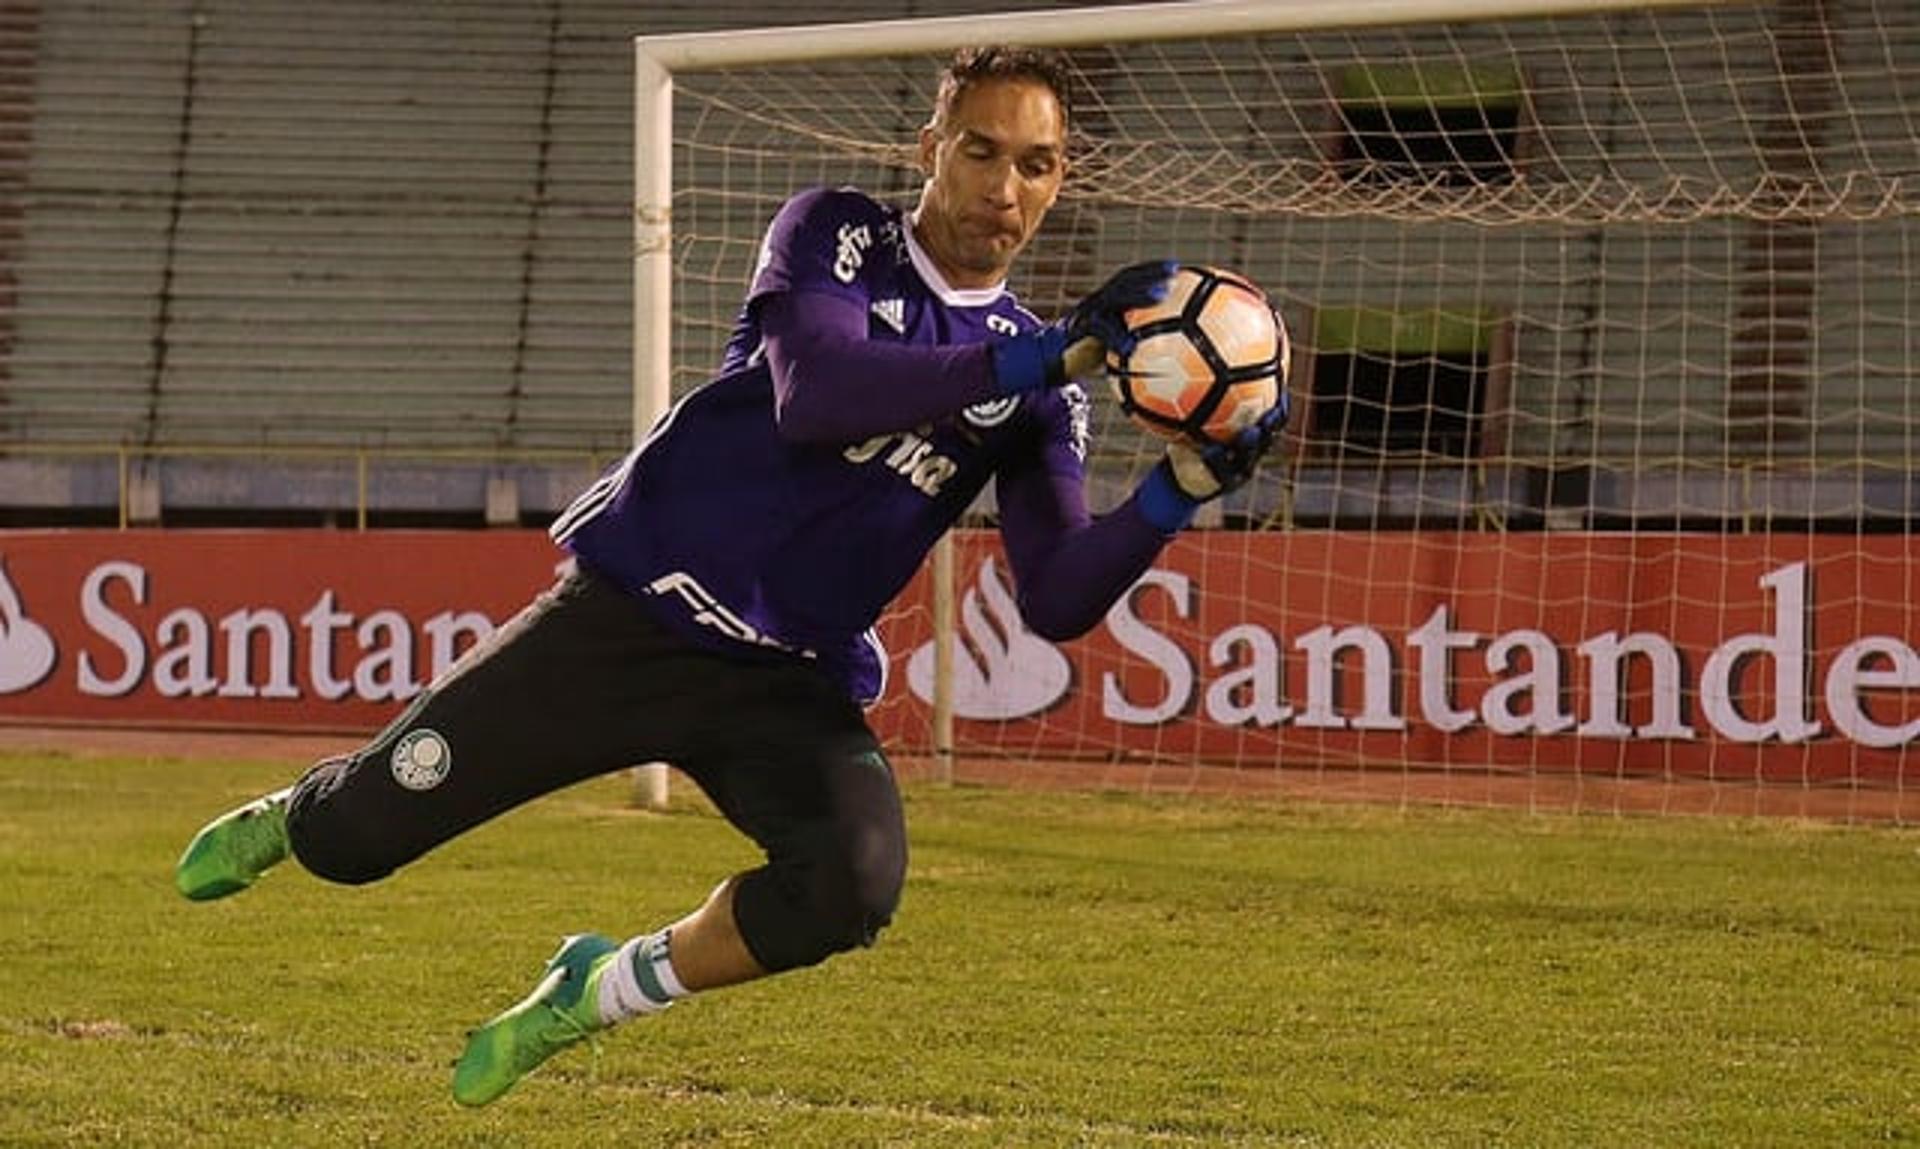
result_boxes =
[0,752,1914,1147]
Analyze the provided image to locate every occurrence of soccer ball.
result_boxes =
[1107,266,1289,446]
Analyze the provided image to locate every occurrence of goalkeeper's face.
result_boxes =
[915,78,1067,289]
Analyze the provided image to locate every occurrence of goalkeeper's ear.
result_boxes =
[915,123,937,177]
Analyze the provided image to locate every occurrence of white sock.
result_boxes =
[594,929,689,1025]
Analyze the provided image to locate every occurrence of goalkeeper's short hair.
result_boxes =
[929,45,1073,135]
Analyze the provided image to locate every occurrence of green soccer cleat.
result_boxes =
[173,787,293,902]
[451,933,619,1107]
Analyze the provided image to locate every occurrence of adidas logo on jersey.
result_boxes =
[869,297,906,334]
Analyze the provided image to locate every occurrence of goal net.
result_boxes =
[642,0,1919,818]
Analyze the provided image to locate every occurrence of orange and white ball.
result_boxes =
[1107,266,1288,446]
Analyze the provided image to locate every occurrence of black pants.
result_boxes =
[285,566,907,972]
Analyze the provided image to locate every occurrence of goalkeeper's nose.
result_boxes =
[981,158,1021,208]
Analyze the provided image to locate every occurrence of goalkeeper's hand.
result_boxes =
[1136,397,1288,531]
[991,260,1179,394]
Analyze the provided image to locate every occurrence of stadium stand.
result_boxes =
[0,1,1914,530]
[0,0,1091,524]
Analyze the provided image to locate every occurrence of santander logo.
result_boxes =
[0,557,57,694]
[906,556,1072,719]
[902,552,1917,753]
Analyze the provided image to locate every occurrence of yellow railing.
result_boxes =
[2,442,620,531]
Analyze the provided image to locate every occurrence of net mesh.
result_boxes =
[662,1,1918,816]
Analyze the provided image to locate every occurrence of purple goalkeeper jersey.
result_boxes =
[552,186,1163,705]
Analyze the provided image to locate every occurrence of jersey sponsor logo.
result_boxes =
[832,222,873,283]
[390,728,453,791]
[877,217,908,263]
[985,314,1021,337]
[869,297,906,334]
[961,396,1020,429]
[843,427,959,496]
[1064,382,1091,461]
[647,571,811,657]
[905,556,1071,719]
[0,558,57,694]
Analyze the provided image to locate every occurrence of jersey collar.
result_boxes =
[904,210,1010,309]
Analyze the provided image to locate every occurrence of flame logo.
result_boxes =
[907,556,1072,719]
[0,557,56,694]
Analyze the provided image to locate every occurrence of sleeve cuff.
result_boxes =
[989,326,1068,395]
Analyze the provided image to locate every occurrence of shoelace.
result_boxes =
[521,975,602,1074]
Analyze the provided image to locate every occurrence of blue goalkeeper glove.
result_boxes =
[1136,395,1289,531]
[990,260,1178,395]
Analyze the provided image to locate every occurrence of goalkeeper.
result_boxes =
[172,44,1283,1107]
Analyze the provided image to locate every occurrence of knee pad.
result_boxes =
[734,819,907,972]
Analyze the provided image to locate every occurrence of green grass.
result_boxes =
[0,752,1915,1147]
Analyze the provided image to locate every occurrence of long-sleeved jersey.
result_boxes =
[553,186,1169,704]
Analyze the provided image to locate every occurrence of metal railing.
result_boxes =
[0,442,621,530]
